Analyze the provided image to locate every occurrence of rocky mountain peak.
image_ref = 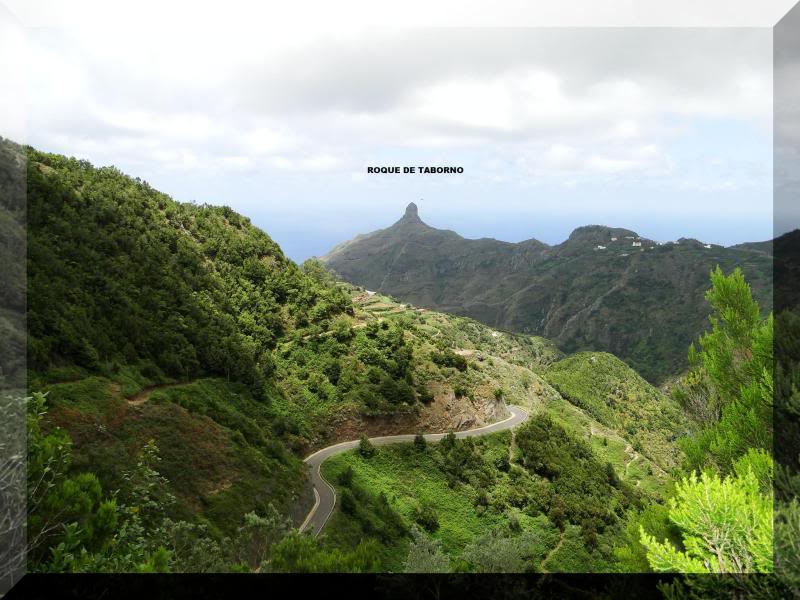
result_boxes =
[396,201,424,226]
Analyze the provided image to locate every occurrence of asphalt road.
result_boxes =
[298,405,530,537]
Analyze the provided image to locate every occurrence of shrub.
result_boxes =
[340,489,357,515]
[432,350,467,372]
[441,432,457,452]
[640,465,773,574]
[417,387,434,404]
[358,435,376,458]
[494,454,510,472]
[337,466,354,487]
[605,463,620,488]
[413,433,426,451]
[413,504,440,532]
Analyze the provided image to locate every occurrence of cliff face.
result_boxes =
[322,204,773,383]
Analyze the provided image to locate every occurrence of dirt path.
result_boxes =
[540,531,566,574]
[623,444,638,477]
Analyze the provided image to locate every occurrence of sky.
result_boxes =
[0,4,785,262]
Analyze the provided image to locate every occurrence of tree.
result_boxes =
[403,526,451,573]
[165,520,227,573]
[615,503,678,573]
[605,462,620,488]
[440,432,457,452]
[225,505,292,570]
[358,435,375,458]
[340,489,357,515]
[678,267,773,473]
[120,439,176,531]
[336,466,354,487]
[640,460,773,574]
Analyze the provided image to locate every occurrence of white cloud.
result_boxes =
[0,19,776,258]
[17,27,772,189]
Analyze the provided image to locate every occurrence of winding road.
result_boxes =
[298,405,530,536]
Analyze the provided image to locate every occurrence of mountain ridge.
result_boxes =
[321,203,773,382]
[321,202,769,255]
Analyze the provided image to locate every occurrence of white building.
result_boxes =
[632,241,642,247]
[610,237,617,241]
[596,245,606,250]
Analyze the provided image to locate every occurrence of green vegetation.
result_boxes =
[541,393,669,497]
[320,421,639,572]
[543,352,688,472]
[35,376,306,536]
[20,142,784,581]
[357,435,376,458]
[26,390,381,574]
[640,455,773,574]
[630,268,783,597]
[317,267,781,581]
[674,267,773,473]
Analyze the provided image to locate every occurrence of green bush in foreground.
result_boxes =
[640,460,773,574]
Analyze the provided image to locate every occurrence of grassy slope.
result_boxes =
[543,351,690,473]
[355,290,561,406]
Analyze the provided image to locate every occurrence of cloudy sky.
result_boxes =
[2,5,780,261]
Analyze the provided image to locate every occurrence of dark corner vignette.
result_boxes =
[0,139,26,592]
[774,2,800,597]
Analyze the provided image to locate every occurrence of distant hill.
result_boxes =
[321,203,773,383]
